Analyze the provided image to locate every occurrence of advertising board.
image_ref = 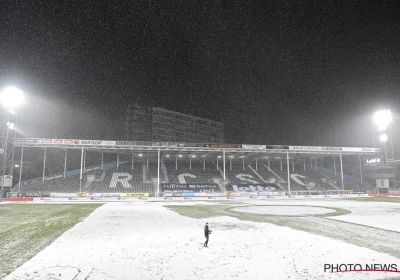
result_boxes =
[225,184,279,193]
[161,184,221,193]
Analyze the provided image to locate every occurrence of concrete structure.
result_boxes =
[125,103,224,143]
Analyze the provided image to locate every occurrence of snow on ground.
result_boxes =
[4,200,400,280]
[231,205,336,215]
[243,199,400,233]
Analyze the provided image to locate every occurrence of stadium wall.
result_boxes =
[313,166,375,189]
[0,194,370,203]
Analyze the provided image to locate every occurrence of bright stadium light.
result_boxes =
[374,109,392,131]
[380,134,388,142]
[0,86,24,109]
[1,87,24,191]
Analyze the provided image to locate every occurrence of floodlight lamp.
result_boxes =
[178,154,182,158]
[0,87,24,109]
[8,123,14,130]
[192,155,196,158]
[217,155,222,158]
[374,109,392,130]
[138,154,143,157]
[380,134,388,142]
[166,155,170,157]
[15,164,19,168]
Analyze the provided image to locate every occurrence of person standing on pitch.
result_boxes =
[204,222,211,247]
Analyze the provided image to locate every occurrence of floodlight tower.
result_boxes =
[0,86,24,191]
[373,109,393,165]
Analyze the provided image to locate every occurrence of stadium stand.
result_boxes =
[13,157,378,197]
[222,164,257,185]
[260,164,321,192]
[315,166,375,192]
[165,162,221,184]
[86,163,155,195]
[16,175,81,197]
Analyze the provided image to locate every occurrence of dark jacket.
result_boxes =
[204,225,209,237]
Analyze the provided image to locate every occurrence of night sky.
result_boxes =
[1,1,400,148]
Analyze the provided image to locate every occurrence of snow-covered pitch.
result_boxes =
[5,199,400,280]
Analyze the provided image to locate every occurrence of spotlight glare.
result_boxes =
[374,109,392,130]
[0,87,24,109]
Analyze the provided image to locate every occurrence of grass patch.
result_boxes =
[165,202,400,258]
[229,203,351,218]
[164,204,232,219]
[165,203,350,226]
[0,203,103,278]
[165,203,350,220]
[347,197,400,203]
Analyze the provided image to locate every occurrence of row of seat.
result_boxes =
[16,162,372,195]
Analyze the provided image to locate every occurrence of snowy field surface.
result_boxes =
[247,199,400,232]
[231,205,336,215]
[4,199,400,280]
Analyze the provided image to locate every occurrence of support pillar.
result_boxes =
[64,149,67,177]
[340,153,344,190]
[333,156,337,176]
[83,151,86,173]
[19,147,24,188]
[79,148,84,191]
[223,150,226,193]
[157,149,160,197]
[359,155,363,184]
[42,148,47,183]
[287,152,291,195]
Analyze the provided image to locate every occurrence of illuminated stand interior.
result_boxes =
[10,138,382,197]
[0,87,24,192]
